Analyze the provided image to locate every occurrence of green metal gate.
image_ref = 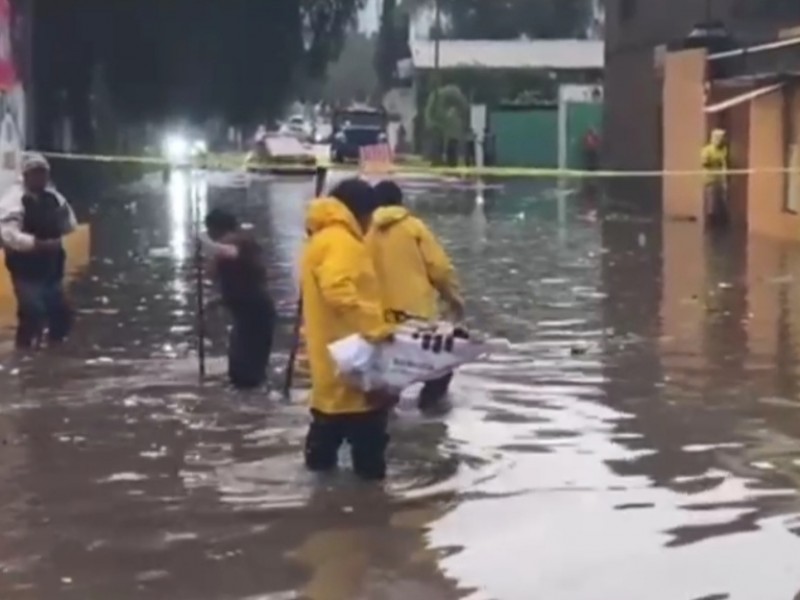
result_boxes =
[490,107,558,168]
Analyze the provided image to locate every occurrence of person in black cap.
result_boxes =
[301,177,397,481]
[0,153,76,349]
[202,208,276,389]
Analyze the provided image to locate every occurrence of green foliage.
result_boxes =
[31,0,368,149]
[424,84,469,140]
[374,0,398,91]
[403,0,590,39]
[323,31,379,103]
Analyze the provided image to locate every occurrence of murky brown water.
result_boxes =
[1,171,800,599]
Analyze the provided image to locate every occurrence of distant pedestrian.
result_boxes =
[702,128,729,229]
[0,153,76,349]
[367,180,464,413]
[202,208,276,389]
[583,127,601,172]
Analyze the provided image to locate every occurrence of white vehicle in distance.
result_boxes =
[280,115,312,140]
[163,133,208,168]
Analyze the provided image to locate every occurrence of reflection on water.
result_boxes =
[1,173,800,598]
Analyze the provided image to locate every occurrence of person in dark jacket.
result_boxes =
[202,208,276,389]
[0,153,76,349]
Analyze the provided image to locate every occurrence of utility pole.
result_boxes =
[433,0,441,79]
[17,0,34,146]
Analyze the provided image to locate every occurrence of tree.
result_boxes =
[29,0,368,150]
[402,0,591,39]
[323,31,378,104]
[374,0,398,91]
[424,84,468,163]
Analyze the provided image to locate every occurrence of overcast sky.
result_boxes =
[359,0,380,34]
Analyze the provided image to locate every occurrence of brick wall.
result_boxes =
[661,49,706,220]
[604,0,800,171]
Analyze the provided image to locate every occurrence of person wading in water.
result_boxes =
[367,180,464,413]
[202,208,276,390]
[301,179,397,481]
[701,128,730,230]
[0,153,77,349]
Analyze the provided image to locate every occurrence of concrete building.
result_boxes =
[662,32,800,240]
[604,0,800,171]
[405,39,604,167]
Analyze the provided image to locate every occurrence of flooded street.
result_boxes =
[2,169,800,599]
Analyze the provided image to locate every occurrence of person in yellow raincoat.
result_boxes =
[701,128,729,229]
[301,178,396,481]
[367,180,464,413]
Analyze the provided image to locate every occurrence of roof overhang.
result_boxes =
[705,82,785,113]
[708,36,800,81]
[410,39,604,71]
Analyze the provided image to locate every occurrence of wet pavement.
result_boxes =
[1,170,800,599]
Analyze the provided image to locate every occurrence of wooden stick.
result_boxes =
[283,165,327,397]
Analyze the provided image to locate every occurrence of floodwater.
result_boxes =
[2,169,800,600]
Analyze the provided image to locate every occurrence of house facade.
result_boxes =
[604,0,800,171]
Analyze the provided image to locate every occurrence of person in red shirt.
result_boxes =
[583,128,601,172]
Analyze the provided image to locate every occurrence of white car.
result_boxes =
[281,115,312,139]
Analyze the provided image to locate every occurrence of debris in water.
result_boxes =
[85,357,115,366]
[100,472,147,483]
[570,344,589,356]
[149,247,171,258]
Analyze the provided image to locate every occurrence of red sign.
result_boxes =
[0,0,17,90]
[359,143,393,174]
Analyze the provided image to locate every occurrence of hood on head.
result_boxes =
[371,205,409,229]
[305,197,362,237]
[22,152,50,173]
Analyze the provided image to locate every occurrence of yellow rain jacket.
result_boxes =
[701,129,728,184]
[366,206,462,322]
[301,197,394,415]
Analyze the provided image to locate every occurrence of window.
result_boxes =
[620,0,637,22]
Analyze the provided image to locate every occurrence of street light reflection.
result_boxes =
[167,169,208,302]
[168,169,189,262]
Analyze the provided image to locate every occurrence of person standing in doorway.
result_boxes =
[367,180,464,413]
[702,128,730,229]
[583,127,601,172]
[0,153,76,349]
[202,208,276,390]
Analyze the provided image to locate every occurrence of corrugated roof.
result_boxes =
[410,39,604,71]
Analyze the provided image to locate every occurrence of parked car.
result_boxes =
[245,132,316,176]
[280,115,312,140]
[330,106,389,163]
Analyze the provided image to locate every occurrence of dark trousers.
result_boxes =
[13,278,72,349]
[418,372,453,409]
[228,313,274,390]
[704,181,729,230]
[305,409,390,481]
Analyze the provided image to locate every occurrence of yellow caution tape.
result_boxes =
[34,150,800,179]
